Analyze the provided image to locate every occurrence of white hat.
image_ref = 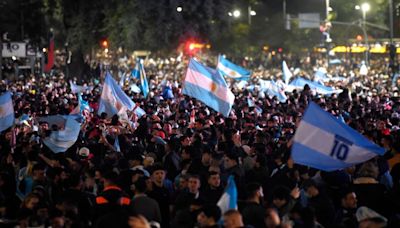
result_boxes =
[78,147,90,157]
[356,206,387,222]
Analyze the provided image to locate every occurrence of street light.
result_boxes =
[233,10,241,18]
[176,6,182,12]
[360,3,370,65]
[361,3,371,14]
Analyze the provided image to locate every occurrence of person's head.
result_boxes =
[303,179,319,198]
[134,177,148,194]
[127,153,143,168]
[357,162,379,179]
[197,205,221,227]
[265,208,281,228]
[340,189,358,209]
[22,193,40,210]
[32,163,46,182]
[102,170,118,187]
[272,186,290,208]
[188,175,201,194]
[180,135,191,147]
[178,174,189,190]
[359,217,387,228]
[223,210,244,228]
[128,214,151,228]
[151,164,166,186]
[224,152,239,169]
[207,171,221,189]
[201,150,212,166]
[246,183,263,202]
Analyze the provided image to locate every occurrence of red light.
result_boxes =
[101,40,108,48]
[278,48,283,53]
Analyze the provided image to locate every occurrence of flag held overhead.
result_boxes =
[292,102,385,171]
[217,55,251,80]
[183,58,235,117]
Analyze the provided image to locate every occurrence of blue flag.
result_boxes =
[0,92,14,132]
[183,58,235,117]
[217,176,238,214]
[292,102,385,171]
[217,55,251,80]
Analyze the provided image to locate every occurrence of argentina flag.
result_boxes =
[217,55,251,80]
[98,72,145,118]
[292,102,385,171]
[217,175,238,214]
[42,115,81,153]
[0,92,15,132]
[183,58,235,117]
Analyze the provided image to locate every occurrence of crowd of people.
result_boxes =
[0,53,399,228]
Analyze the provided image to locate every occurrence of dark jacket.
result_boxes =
[95,185,131,219]
[241,202,266,228]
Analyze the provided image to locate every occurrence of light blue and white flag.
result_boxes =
[314,68,328,84]
[259,80,287,103]
[0,92,14,132]
[70,81,93,94]
[183,58,235,117]
[289,78,342,95]
[43,115,81,153]
[70,94,91,116]
[130,84,141,94]
[217,175,238,214]
[136,59,149,98]
[217,55,251,80]
[329,59,342,65]
[283,61,293,84]
[267,81,287,103]
[98,72,145,118]
[292,102,385,171]
[247,98,255,107]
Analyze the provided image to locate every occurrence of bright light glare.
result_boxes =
[176,6,182,12]
[361,3,370,12]
[250,10,256,16]
[233,10,241,18]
